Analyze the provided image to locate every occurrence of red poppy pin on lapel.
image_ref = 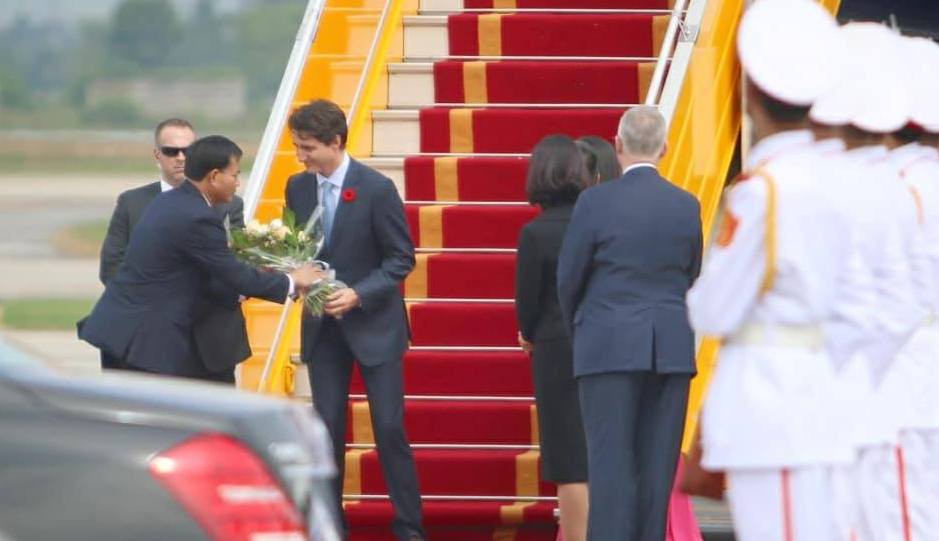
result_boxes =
[342,189,357,202]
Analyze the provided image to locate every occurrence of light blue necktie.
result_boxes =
[319,180,338,242]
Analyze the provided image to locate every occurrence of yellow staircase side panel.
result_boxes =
[658,0,745,451]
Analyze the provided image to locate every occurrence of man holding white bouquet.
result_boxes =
[284,100,424,541]
[80,136,326,378]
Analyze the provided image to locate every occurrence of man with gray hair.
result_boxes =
[557,105,702,540]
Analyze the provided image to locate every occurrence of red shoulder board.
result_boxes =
[716,210,739,247]
[730,171,754,185]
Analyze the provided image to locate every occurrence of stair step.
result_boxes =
[404,156,528,203]
[419,0,671,13]
[460,0,669,8]
[347,448,554,497]
[346,500,555,540]
[404,252,517,299]
[447,13,668,58]
[404,13,668,60]
[404,16,449,59]
[365,349,531,396]
[346,398,537,445]
[389,61,651,108]
[405,203,537,249]
[408,301,518,347]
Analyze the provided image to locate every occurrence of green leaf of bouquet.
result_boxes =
[283,206,297,231]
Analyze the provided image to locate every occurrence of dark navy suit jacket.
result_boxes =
[80,181,289,375]
[557,165,702,377]
[98,182,252,373]
[285,159,415,367]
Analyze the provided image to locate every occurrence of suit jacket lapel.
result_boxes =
[293,173,319,227]
[327,159,360,249]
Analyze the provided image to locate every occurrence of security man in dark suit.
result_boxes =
[284,100,425,541]
[98,119,250,383]
[557,106,703,541]
[80,136,324,378]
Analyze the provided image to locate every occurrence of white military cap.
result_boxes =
[812,23,911,133]
[737,0,842,106]
[898,36,939,133]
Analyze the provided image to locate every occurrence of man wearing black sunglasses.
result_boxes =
[94,118,252,384]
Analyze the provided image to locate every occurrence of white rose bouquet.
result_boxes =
[230,207,345,316]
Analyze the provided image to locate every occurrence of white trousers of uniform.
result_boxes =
[727,467,840,541]
[854,443,917,541]
[899,431,939,540]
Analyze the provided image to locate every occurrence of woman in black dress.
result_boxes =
[515,135,590,541]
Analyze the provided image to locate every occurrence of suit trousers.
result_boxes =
[308,319,424,541]
[578,371,689,541]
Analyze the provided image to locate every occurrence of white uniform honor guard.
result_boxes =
[807,23,926,541]
[895,39,939,534]
[878,35,939,541]
[687,1,857,539]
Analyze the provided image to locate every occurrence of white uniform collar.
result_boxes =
[813,137,845,155]
[316,152,350,191]
[747,130,814,169]
[844,144,889,164]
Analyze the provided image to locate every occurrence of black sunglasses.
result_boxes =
[160,146,189,158]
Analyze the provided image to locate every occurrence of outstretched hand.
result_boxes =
[289,265,328,292]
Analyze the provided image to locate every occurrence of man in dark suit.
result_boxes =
[80,136,324,377]
[98,119,251,382]
[284,100,424,541]
[557,106,703,541]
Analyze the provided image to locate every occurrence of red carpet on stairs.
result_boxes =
[405,253,517,299]
[448,13,666,57]
[350,350,532,396]
[404,156,528,202]
[405,204,538,249]
[434,61,651,104]
[465,0,668,7]
[347,399,537,444]
[419,108,621,153]
[347,502,556,541]
[344,2,672,538]
[357,449,554,496]
[408,302,518,347]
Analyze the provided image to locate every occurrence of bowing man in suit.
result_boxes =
[98,119,252,382]
[557,106,703,541]
[80,136,325,377]
[284,100,424,541]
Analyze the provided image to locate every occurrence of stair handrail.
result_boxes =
[654,0,708,126]
[346,0,407,153]
[243,0,327,221]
